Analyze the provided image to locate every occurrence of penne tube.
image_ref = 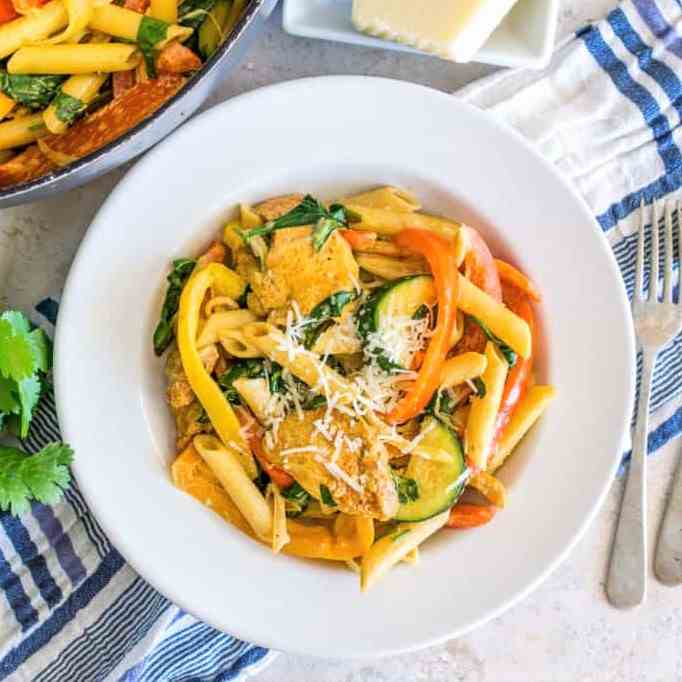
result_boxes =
[219,329,263,358]
[0,1,68,60]
[241,322,354,400]
[0,93,15,121]
[440,352,487,389]
[0,113,48,151]
[489,385,556,472]
[465,342,508,469]
[269,483,291,554]
[204,295,239,316]
[8,44,141,75]
[197,309,256,348]
[468,470,506,507]
[193,434,273,540]
[494,258,541,302]
[448,310,464,349]
[232,377,271,424]
[356,254,428,280]
[361,510,449,591]
[42,72,108,134]
[150,0,177,24]
[346,204,460,240]
[339,186,421,212]
[453,226,468,268]
[458,274,532,359]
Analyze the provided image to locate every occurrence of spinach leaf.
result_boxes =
[218,359,268,404]
[319,484,337,507]
[425,390,455,417]
[53,91,86,125]
[470,316,517,367]
[391,471,419,504]
[303,290,358,349]
[281,481,310,517]
[472,377,486,398]
[412,303,431,321]
[0,72,64,110]
[178,0,217,30]
[136,15,170,78]
[241,195,357,251]
[153,258,196,356]
[302,394,326,411]
[236,283,251,308]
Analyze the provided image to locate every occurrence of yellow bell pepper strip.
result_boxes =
[284,514,375,561]
[177,262,258,478]
[387,228,460,424]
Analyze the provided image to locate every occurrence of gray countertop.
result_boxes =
[2,2,681,680]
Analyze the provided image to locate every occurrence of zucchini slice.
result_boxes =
[198,0,232,59]
[356,274,435,370]
[394,417,468,522]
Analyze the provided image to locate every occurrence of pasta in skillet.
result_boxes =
[154,186,555,591]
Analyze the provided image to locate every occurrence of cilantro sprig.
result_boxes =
[0,309,75,516]
[241,195,360,252]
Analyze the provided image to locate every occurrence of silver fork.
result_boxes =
[606,200,682,609]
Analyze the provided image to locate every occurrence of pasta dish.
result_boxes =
[0,0,248,188]
[155,187,555,590]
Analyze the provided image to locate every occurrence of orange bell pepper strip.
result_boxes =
[340,229,377,251]
[447,504,497,529]
[491,282,535,455]
[387,229,459,424]
[0,0,17,23]
[285,514,374,560]
[494,259,541,302]
[11,0,48,12]
[248,432,295,489]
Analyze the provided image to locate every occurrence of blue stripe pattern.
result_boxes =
[0,544,38,633]
[633,0,682,59]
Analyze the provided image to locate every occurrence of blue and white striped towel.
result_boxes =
[459,0,682,464]
[0,298,276,678]
[3,1,682,678]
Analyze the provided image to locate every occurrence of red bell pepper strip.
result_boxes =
[494,258,541,302]
[490,282,535,454]
[249,432,295,489]
[340,229,377,251]
[0,0,17,23]
[447,504,497,529]
[387,229,459,424]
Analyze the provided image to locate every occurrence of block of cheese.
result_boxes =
[352,0,520,63]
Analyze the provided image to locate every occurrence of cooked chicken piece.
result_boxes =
[254,194,304,221]
[265,408,399,521]
[165,345,219,450]
[249,227,359,316]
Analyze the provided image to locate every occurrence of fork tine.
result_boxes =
[664,201,674,302]
[635,199,646,301]
[649,199,660,301]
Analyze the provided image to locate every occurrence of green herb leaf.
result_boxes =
[0,375,20,414]
[302,394,327,411]
[319,484,337,507]
[17,376,41,439]
[0,443,74,516]
[218,359,277,404]
[28,328,51,373]
[472,377,486,398]
[471,316,517,367]
[281,481,311,517]
[153,258,196,356]
[53,91,86,125]
[0,72,64,110]
[241,195,354,246]
[178,0,218,29]
[391,471,419,504]
[0,311,36,381]
[303,290,357,349]
[137,15,169,78]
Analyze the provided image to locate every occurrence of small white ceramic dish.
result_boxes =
[55,76,634,659]
[283,0,559,69]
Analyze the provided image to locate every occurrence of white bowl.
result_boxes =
[283,0,559,69]
[55,76,635,658]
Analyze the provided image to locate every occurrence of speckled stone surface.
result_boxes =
[2,1,682,680]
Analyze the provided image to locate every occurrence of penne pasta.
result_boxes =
[42,0,93,45]
[43,72,108,134]
[0,113,48,151]
[458,274,532,359]
[465,342,508,469]
[241,321,354,400]
[89,4,192,47]
[219,329,264,358]
[194,434,273,540]
[448,310,465,349]
[346,204,460,240]
[339,186,421,212]
[440,352,487,389]
[356,254,428,279]
[489,385,556,472]
[232,377,271,424]
[8,44,141,75]
[494,258,541,302]
[204,295,239,315]
[197,309,256,348]
[0,93,15,121]
[150,0,177,24]
[0,1,68,60]
[268,483,291,554]
[469,470,506,507]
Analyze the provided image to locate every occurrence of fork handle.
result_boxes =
[606,349,656,608]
